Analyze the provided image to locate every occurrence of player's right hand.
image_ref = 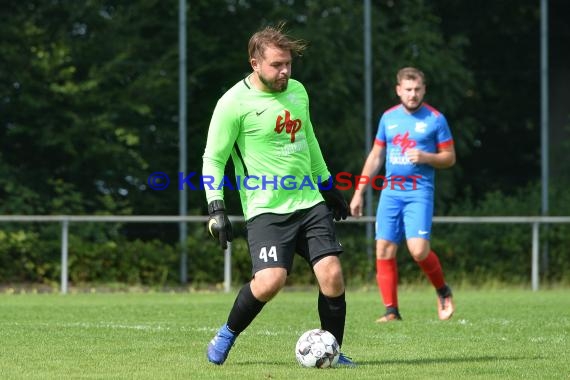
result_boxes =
[349,194,364,218]
[207,200,233,250]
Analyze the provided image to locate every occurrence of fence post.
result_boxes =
[224,242,232,293]
[61,219,69,294]
[531,222,539,291]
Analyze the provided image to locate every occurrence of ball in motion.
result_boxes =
[295,329,340,368]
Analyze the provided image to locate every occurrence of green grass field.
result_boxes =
[0,288,568,379]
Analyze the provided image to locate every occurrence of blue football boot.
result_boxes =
[207,324,237,365]
[337,353,356,367]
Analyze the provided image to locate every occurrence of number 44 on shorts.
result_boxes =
[259,246,278,262]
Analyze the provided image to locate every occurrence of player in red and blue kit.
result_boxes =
[350,67,456,322]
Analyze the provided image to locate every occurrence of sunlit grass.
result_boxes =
[0,288,568,379]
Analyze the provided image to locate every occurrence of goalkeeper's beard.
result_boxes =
[260,74,288,92]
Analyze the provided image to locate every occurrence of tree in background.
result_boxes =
[0,0,569,286]
[2,0,566,224]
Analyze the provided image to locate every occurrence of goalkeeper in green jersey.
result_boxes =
[203,22,354,366]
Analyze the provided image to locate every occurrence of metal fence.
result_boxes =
[1,215,569,294]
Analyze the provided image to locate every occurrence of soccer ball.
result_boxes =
[295,329,340,368]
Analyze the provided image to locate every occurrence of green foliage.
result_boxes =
[0,1,178,216]
[432,181,570,286]
[186,227,226,286]
[0,0,479,217]
[0,229,59,285]
[69,237,178,286]
[0,1,568,288]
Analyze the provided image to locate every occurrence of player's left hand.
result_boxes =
[319,179,348,221]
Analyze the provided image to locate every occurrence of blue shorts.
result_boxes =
[375,192,434,243]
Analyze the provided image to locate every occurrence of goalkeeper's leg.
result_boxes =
[207,282,265,365]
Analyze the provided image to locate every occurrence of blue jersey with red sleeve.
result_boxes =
[375,103,453,196]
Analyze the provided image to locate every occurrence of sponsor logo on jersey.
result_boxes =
[280,139,308,156]
[275,110,302,143]
[392,131,417,154]
[388,152,412,165]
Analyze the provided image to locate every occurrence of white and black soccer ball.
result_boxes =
[295,329,340,368]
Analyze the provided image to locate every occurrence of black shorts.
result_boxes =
[246,202,343,276]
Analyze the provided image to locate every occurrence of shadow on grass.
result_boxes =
[357,354,542,366]
[232,355,542,367]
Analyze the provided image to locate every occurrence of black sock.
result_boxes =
[436,284,452,298]
[386,306,400,316]
[318,291,346,347]
[226,282,266,334]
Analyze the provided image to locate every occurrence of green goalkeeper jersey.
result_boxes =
[202,76,330,221]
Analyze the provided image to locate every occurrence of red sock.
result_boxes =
[376,258,398,308]
[417,250,446,290]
